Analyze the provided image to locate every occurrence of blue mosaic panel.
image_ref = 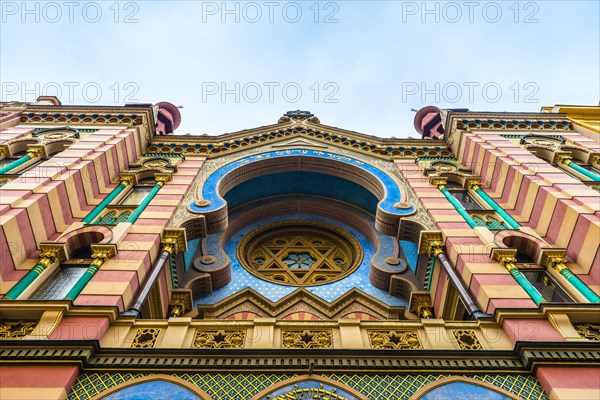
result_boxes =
[194,213,406,307]
[420,381,510,400]
[103,380,200,400]
[190,149,414,215]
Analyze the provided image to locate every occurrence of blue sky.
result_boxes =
[1,1,599,137]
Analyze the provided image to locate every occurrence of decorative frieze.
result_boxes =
[367,329,422,349]
[282,329,333,349]
[131,328,161,348]
[573,323,600,341]
[192,329,246,349]
[0,320,38,339]
[452,330,483,350]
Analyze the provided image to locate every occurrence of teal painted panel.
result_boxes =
[400,240,419,272]
[183,238,201,271]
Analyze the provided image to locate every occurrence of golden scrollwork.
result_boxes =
[238,221,362,287]
[0,320,39,339]
[452,329,483,350]
[192,329,246,348]
[272,389,347,400]
[142,159,170,169]
[130,328,161,348]
[367,330,422,350]
[282,329,333,349]
[573,323,600,341]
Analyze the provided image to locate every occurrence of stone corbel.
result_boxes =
[409,292,434,319]
[161,228,187,255]
[418,231,444,255]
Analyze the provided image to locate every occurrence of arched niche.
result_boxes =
[188,150,415,236]
[410,376,520,400]
[57,226,113,256]
[495,230,549,263]
[90,374,212,400]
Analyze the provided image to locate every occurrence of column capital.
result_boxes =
[119,173,137,186]
[490,248,518,270]
[538,248,568,272]
[154,173,172,186]
[430,176,448,189]
[90,244,117,266]
[465,177,482,190]
[588,153,600,166]
[418,231,444,256]
[161,228,187,254]
[38,243,67,266]
[26,145,46,158]
[428,241,445,257]
[553,152,572,166]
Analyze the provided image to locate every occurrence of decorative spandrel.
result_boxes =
[238,221,362,287]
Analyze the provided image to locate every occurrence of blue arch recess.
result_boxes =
[103,380,200,400]
[224,171,379,213]
[420,382,511,400]
[189,149,413,215]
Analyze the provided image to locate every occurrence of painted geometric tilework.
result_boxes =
[68,372,548,400]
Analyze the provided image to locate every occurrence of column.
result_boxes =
[492,249,545,305]
[541,252,600,304]
[0,146,43,175]
[3,245,65,300]
[432,178,478,228]
[64,245,116,301]
[468,181,520,229]
[556,153,600,182]
[125,174,171,223]
[82,175,135,223]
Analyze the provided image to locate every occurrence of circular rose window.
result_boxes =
[237,220,363,286]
